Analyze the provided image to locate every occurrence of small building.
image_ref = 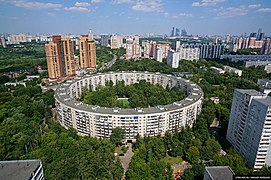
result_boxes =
[5,82,26,87]
[204,166,234,180]
[264,64,271,74]
[0,160,44,180]
[210,66,225,74]
[223,66,242,76]
[210,97,220,104]
[257,79,271,94]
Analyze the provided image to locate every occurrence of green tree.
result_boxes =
[110,127,124,146]
[186,146,200,164]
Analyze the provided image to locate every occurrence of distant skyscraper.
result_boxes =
[259,33,265,41]
[181,29,187,37]
[250,32,257,38]
[175,28,180,36]
[227,89,271,170]
[45,36,76,80]
[257,28,262,40]
[100,34,110,47]
[79,33,96,69]
[171,27,175,37]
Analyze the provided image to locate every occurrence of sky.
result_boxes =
[0,0,271,36]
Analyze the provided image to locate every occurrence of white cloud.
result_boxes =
[192,0,225,7]
[75,2,90,7]
[64,6,90,12]
[248,4,261,9]
[111,0,132,4]
[217,7,247,18]
[4,0,62,10]
[132,0,162,12]
[47,12,55,16]
[171,13,193,19]
[91,0,104,3]
[257,8,271,12]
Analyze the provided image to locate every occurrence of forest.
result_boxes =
[0,43,46,72]
[81,80,186,108]
[0,84,123,179]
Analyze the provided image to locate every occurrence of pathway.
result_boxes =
[119,143,134,180]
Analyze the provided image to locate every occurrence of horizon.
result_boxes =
[0,0,271,36]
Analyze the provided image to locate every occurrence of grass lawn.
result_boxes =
[162,156,182,165]
[117,98,130,108]
[115,147,123,154]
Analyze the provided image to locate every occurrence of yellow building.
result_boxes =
[45,36,76,80]
[79,35,96,69]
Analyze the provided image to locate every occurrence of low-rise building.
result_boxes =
[204,166,234,180]
[210,66,225,74]
[223,66,242,76]
[257,79,271,94]
[0,160,44,180]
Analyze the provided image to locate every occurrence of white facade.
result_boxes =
[227,89,271,170]
[167,50,180,68]
[210,66,225,74]
[110,35,123,49]
[257,79,271,94]
[155,47,163,62]
[55,72,203,141]
[178,46,200,61]
[223,66,242,76]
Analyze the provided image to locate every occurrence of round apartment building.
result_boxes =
[55,71,203,142]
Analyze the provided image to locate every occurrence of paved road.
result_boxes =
[119,143,134,180]
[98,53,117,71]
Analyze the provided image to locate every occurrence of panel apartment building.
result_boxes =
[227,89,271,170]
[45,36,76,80]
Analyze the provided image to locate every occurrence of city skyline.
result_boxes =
[0,0,271,36]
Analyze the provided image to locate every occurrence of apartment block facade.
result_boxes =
[45,36,76,80]
[79,35,96,69]
[227,89,271,170]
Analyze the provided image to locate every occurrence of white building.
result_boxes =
[167,50,180,68]
[223,66,242,76]
[210,66,225,74]
[264,64,271,74]
[257,79,271,94]
[55,72,203,142]
[227,89,271,170]
[155,47,163,62]
[110,35,123,49]
[178,45,200,61]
